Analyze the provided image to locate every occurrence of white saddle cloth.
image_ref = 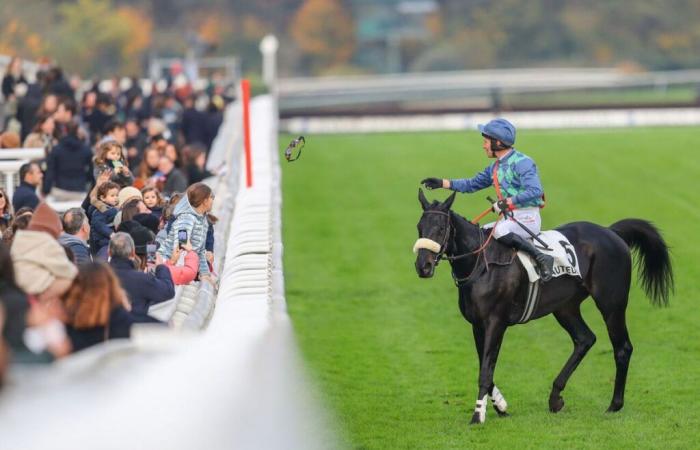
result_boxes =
[516,230,582,282]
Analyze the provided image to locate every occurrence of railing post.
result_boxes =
[241,79,253,188]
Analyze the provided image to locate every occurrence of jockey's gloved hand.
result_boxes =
[421,178,444,190]
[492,198,512,214]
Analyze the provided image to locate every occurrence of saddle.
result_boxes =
[480,230,581,324]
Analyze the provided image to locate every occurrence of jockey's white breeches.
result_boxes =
[484,207,542,239]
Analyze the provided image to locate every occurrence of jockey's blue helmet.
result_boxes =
[478,118,516,147]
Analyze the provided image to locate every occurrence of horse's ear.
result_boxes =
[418,188,430,210]
[443,191,456,210]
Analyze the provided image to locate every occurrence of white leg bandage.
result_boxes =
[413,238,441,254]
[474,394,488,423]
[490,385,508,413]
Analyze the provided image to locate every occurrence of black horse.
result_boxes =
[414,189,673,425]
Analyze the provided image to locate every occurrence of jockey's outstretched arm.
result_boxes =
[448,165,493,193]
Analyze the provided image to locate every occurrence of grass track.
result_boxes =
[281,128,700,449]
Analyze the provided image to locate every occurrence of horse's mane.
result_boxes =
[449,209,477,231]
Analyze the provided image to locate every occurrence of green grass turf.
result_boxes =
[280,128,700,449]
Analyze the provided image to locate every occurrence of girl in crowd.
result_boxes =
[141,186,165,220]
[157,183,214,284]
[61,262,132,352]
[93,141,133,188]
[0,188,13,234]
[133,146,161,189]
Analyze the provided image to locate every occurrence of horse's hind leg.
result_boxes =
[549,303,597,413]
[601,308,633,412]
[589,269,633,411]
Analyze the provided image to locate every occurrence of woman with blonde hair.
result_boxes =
[61,262,133,352]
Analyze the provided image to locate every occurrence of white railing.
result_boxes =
[0,147,43,199]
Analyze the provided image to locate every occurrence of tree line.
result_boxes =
[1,0,699,78]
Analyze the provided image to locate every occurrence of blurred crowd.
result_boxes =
[0,57,232,386]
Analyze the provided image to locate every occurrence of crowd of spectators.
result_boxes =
[0,57,230,386]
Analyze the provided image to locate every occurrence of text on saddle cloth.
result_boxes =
[517,230,582,282]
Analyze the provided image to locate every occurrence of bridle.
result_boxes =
[420,210,453,265]
[419,210,491,264]
[417,209,497,286]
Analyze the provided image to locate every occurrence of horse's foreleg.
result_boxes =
[472,323,508,416]
[549,306,596,413]
[470,319,507,425]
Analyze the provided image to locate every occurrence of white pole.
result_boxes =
[259,35,279,96]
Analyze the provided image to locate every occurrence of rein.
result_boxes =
[420,210,497,280]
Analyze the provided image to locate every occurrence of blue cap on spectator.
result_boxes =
[478,118,516,147]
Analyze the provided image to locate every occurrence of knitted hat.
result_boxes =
[118,186,142,207]
[27,202,62,239]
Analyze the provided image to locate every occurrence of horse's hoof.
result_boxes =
[549,394,564,413]
[494,408,509,418]
[469,414,484,425]
[606,402,623,413]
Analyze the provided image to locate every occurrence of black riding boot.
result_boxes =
[497,232,554,282]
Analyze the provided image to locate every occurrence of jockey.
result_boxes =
[421,118,554,281]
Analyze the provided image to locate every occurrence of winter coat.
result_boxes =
[42,135,94,195]
[161,168,188,197]
[89,205,117,254]
[93,159,134,189]
[58,233,91,265]
[66,306,133,352]
[157,195,209,276]
[109,256,174,320]
[164,250,199,285]
[12,181,39,212]
[10,230,78,295]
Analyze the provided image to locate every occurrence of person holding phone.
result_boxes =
[157,183,214,285]
[160,239,199,285]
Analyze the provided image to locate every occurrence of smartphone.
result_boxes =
[178,229,188,246]
[147,244,157,264]
[112,160,124,169]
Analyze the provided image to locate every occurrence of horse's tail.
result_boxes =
[610,219,674,307]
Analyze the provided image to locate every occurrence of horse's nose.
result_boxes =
[416,256,435,278]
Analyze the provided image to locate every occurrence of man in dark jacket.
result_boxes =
[42,121,93,201]
[108,232,174,322]
[12,162,42,211]
[58,208,91,265]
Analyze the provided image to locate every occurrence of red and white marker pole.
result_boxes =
[241,79,253,188]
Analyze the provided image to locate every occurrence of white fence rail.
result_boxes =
[282,107,700,135]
